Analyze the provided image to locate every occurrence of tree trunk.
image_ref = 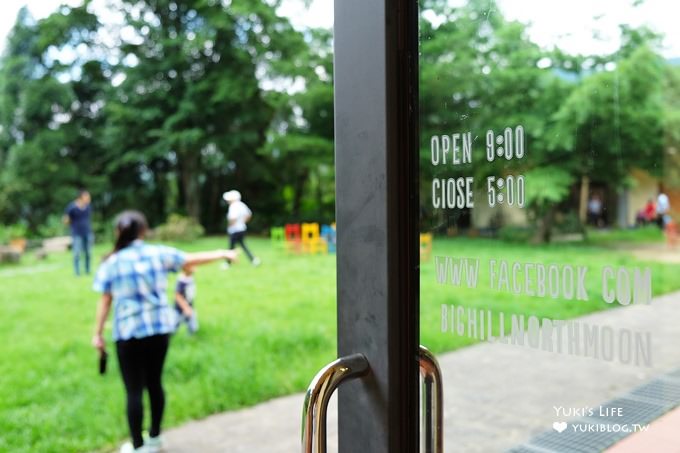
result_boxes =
[315,169,323,219]
[579,175,590,224]
[179,150,201,222]
[292,169,309,219]
[532,205,557,244]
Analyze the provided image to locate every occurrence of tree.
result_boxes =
[661,64,680,188]
[0,5,101,230]
[101,0,308,230]
[263,28,334,222]
[419,0,573,239]
[550,40,666,234]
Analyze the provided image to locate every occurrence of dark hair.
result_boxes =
[78,188,89,198]
[107,210,148,258]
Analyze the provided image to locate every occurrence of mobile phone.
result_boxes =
[99,350,108,375]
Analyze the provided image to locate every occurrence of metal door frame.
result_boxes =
[334,0,420,451]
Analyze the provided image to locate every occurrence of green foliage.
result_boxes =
[554,211,585,235]
[524,167,574,209]
[419,0,672,242]
[36,215,68,239]
[0,223,29,244]
[153,214,205,242]
[262,28,335,223]
[419,0,575,236]
[497,226,533,243]
[0,5,107,231]
[0,0,675,243]
[0,0,321,234]
[663,65,680,188]
[551,46,666,182]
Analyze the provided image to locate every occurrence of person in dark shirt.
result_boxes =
[63,189,93,276]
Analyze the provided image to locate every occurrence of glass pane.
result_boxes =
[419,1,680,451]
[0,2,337,451]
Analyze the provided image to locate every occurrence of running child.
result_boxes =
[174,266,198,334]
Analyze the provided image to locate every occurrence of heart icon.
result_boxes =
[553,422,568,433]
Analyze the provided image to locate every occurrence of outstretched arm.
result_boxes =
[92,293,112,351]
[184,250,238,270]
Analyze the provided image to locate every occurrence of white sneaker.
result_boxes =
[221,262,230,270]
[120,441,150,453]
[252,257,261,267]
[144,434,163,453]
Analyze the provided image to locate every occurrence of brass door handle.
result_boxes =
[301,353,369,453]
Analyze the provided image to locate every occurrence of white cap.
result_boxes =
[223,190,241,202]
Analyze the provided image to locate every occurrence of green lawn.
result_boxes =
[0,238,336,453]
[585,225,665,245]
[1,236,679,452]
[420,237,680,352]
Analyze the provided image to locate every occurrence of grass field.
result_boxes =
[420,235,680,352]
[1,234,679,452]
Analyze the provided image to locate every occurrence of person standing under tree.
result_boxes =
[223,190,261,267]
[587,194,604,228]
[63,189,93,276]
[657,190,671,229]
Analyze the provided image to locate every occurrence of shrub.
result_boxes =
[153,214,205,242]
[498,225,534,243]
[0,223,29,245]
[554,211,585,235]
[37,215,68,239]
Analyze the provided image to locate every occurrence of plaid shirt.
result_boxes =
[93,240,186,341]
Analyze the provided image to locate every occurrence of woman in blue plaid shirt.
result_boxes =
[92,211,237,453]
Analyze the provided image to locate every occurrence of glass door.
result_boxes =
[418,1,680,452]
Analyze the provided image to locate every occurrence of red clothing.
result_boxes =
[643,202,656,221]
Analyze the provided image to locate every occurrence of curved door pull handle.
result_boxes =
[301,353,369,453]
[420,345,443,453]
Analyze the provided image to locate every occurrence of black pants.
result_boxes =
[229,231,254,262]
[116,334,170,448]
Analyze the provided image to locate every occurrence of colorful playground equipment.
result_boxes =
[419,233,433,261]
[272,224,428,258]
[271,223,336,254]
[320,224,337,253]
[270,226,285,250]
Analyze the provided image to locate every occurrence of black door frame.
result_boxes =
[334,0,420,451]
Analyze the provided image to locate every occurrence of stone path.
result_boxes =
[629,244,680,264]
[612,242,680,264]
[148,291,680,452]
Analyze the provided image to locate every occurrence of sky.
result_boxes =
[0,0,334,52]
[1,0,679,58]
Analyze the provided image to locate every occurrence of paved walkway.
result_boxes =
[151,290,680,452]
[625,243,680,264]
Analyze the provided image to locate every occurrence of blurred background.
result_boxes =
[2,0,680,451]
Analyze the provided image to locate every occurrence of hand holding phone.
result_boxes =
[99,350,108,375]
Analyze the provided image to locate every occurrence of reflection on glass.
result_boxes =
[419,1,680,451]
